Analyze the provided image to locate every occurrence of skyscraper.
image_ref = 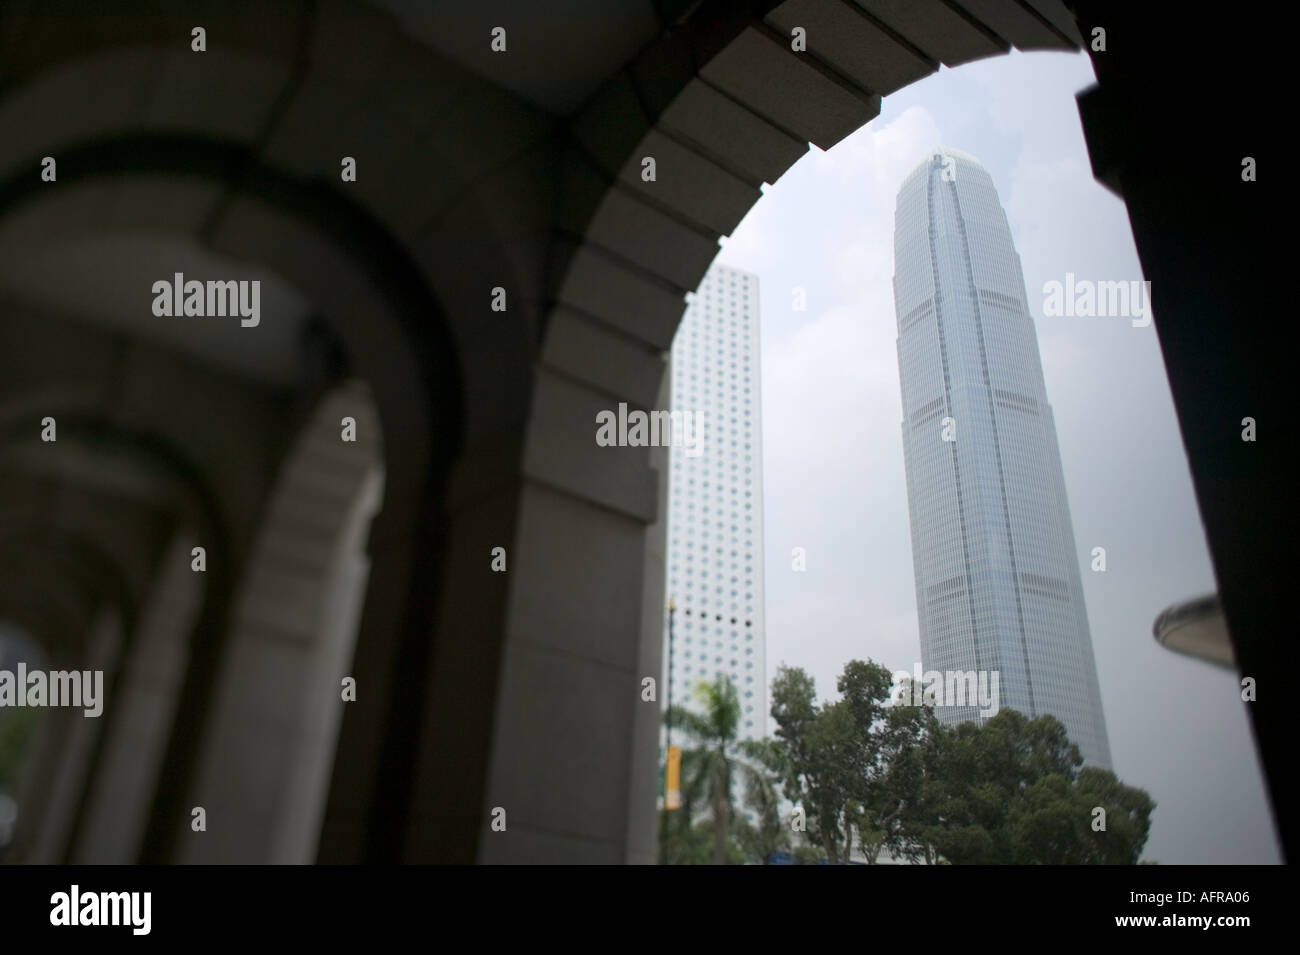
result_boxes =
[665,263,766,741]
[893,147,1111,768]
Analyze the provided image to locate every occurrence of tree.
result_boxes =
[769,660,898,864]
[1071,765,1155,864]
[858,700,942,863]
[764,660,1154,865]
[667,674,773,864]
[770,665,848,863]
[659,806,744,865]
[910,709,1155,864]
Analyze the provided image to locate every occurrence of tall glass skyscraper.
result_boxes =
[893,147,1111,768]
[665,263,766,741]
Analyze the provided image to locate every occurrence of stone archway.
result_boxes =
[1,0,1290,864]
[179,380,383,863]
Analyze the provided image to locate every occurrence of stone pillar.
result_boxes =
[179,387,381,863]
[73,535,201,863]
[467,344,670,862]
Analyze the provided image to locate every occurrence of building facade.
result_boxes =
[665,264,766,741]
[893,147,1111,768]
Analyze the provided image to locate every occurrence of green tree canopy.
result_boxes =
[767,661,1154,865]
[906,708,1155,864]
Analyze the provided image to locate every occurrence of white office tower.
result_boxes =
[893,147,1112,768]
[665,263,766,741]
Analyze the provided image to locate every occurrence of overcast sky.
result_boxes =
[709,48,1281,865]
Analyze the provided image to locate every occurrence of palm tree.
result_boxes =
[667,674,776,864]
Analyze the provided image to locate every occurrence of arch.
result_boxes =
[1,0,546,863]
[0,528,135,861]
[0,133,468,861]
[180,380,383,863]
[458,0,1079,863]
[0,408,224,862]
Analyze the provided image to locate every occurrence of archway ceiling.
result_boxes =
[0,230,311,391]
[367,0,664,114]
